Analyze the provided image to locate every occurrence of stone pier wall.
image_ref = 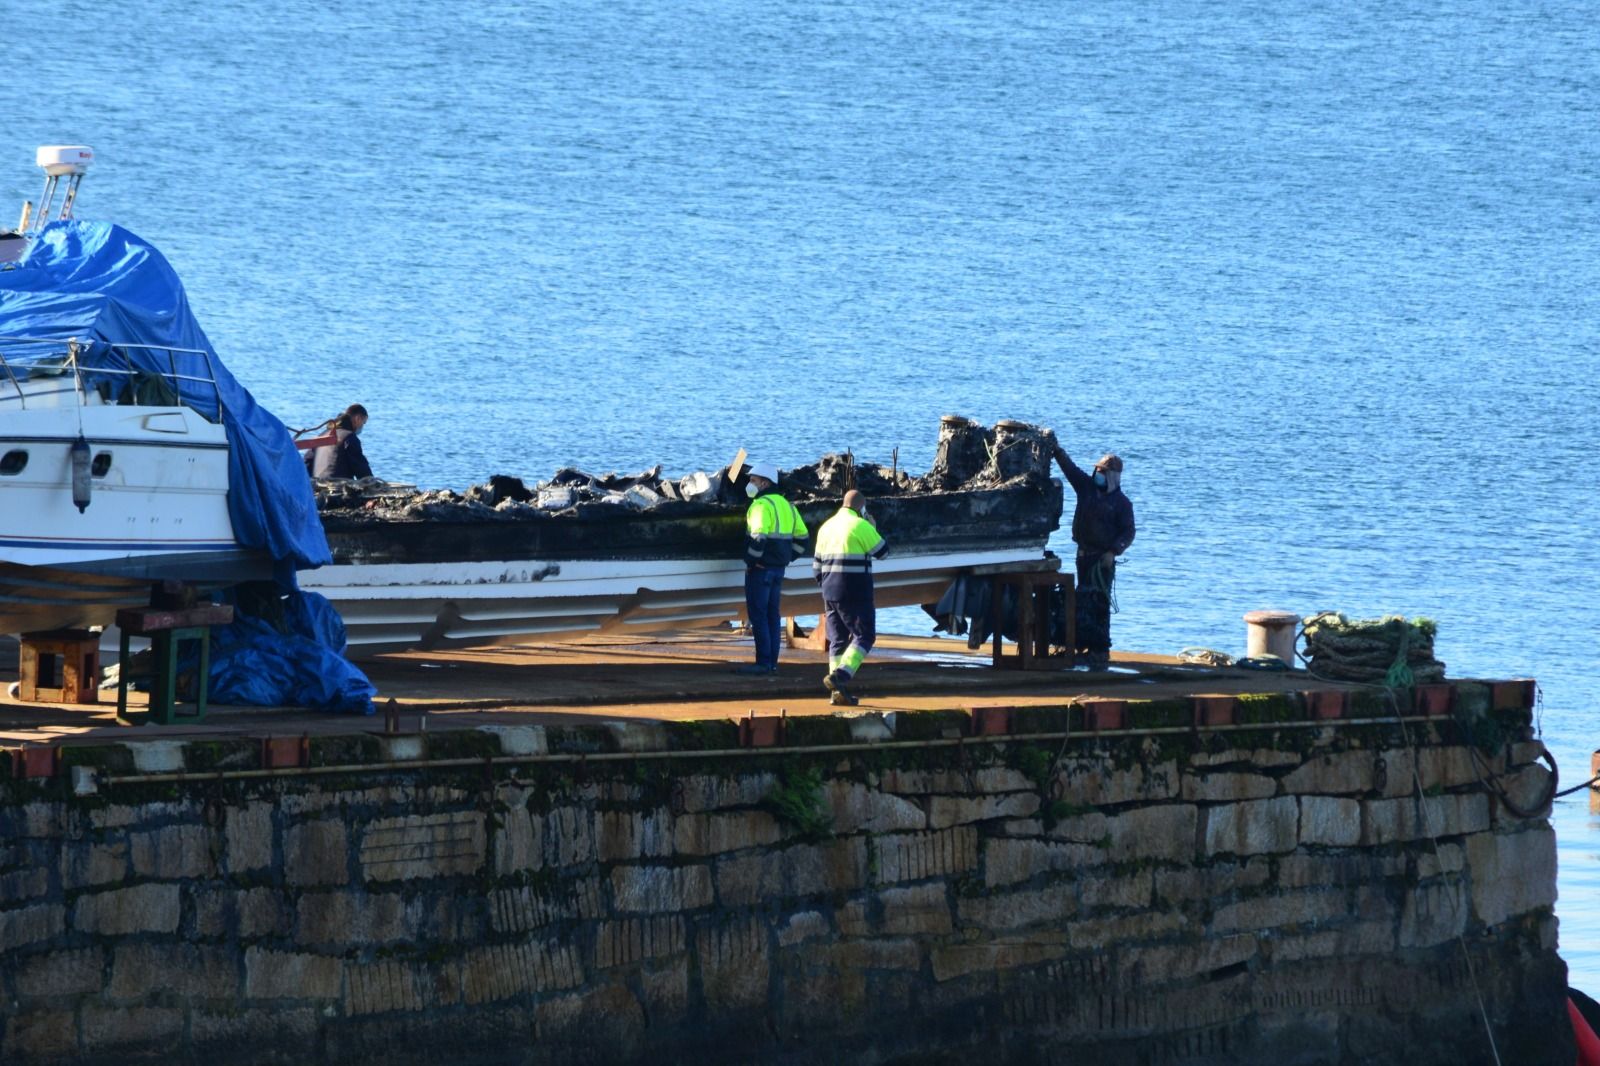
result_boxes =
[0,707,1570,1064]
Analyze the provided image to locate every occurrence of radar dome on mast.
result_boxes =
[21,145,94,233]
[36,145,93,176]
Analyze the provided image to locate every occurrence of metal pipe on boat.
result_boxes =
[58,173,83,219]
[67,339,85,404]
[16,200,32,231]
[33,174,57,232]
[70,435,92,513]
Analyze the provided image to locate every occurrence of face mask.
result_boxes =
[1092,471,1107,488]
[745,482,760,499]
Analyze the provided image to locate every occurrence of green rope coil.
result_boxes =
[1384,618,1415,689]
[1090,559,1119,615]
[1301,611,1443,685]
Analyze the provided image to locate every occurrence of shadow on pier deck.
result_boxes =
[0,630,1356,749]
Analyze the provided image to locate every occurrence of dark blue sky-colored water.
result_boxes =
[6,0,1600,981]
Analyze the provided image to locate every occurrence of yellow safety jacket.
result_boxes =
[745,491,808,569]
[811,506,888,600]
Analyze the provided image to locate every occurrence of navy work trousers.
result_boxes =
[822,595,876,660]
[744,566,786,669]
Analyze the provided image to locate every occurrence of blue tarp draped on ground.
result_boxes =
[201,588,376,715]
[0,220,331,570]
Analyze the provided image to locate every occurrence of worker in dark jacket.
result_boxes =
[1052,447,1135,670]
[736,461,808,676]
[310,404,374,480]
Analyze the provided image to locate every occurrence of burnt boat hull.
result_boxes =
[308,479,1062,655]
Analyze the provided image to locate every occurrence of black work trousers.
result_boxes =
[1075,551,1115,653]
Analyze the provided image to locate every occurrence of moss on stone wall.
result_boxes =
[891,709,971,740]
[424,730,502,761]
[663,719,740,751]
[1128,699,1189,730]
[762,765,832,840]
[1235,693,1300,725]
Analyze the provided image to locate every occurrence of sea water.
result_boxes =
[6,0,1600,985]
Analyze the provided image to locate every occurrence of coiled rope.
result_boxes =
[1088,558,1119,615]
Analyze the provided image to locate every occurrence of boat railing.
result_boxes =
[0,335,225,420]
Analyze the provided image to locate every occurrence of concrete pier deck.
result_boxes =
[0,631,1338,748]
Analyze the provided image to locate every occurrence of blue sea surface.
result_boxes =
[7,0,1600,985]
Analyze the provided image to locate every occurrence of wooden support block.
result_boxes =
[18,629,100,704]
[989,572,1074,671]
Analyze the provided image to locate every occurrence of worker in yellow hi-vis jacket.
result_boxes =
[811,489,888,706]
[735,461,808,676]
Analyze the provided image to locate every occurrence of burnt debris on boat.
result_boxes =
[313,417,1064,567]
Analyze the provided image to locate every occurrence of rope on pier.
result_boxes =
[1299,611,1445,684]
[1553,772,1599,799]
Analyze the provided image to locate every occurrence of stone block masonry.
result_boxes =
[0,713,1569,1065]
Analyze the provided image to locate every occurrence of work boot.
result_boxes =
[822,670,844,692]
[830,688,859,707]
[733,663,771,676]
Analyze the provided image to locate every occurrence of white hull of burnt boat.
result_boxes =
[304,547,1044,656]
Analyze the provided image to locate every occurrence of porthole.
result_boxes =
[0,449,26,475]
[91,452,112,478]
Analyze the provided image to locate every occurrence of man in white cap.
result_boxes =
[735,461,809,675]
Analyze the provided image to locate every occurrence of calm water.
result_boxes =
[8,0,1600,985]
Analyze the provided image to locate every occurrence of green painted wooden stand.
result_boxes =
[114,605,235,726]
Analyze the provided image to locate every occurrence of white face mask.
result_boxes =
[745,482,760,499]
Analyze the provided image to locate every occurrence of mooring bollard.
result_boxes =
[1243,609,1300,665]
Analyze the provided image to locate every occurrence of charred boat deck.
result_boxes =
[301,416,1066,653]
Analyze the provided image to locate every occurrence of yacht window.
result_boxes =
[91,452,112,478]
[0,450,26,475]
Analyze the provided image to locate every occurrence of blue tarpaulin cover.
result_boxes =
[200,588,377,715]
[0,220,331,570]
